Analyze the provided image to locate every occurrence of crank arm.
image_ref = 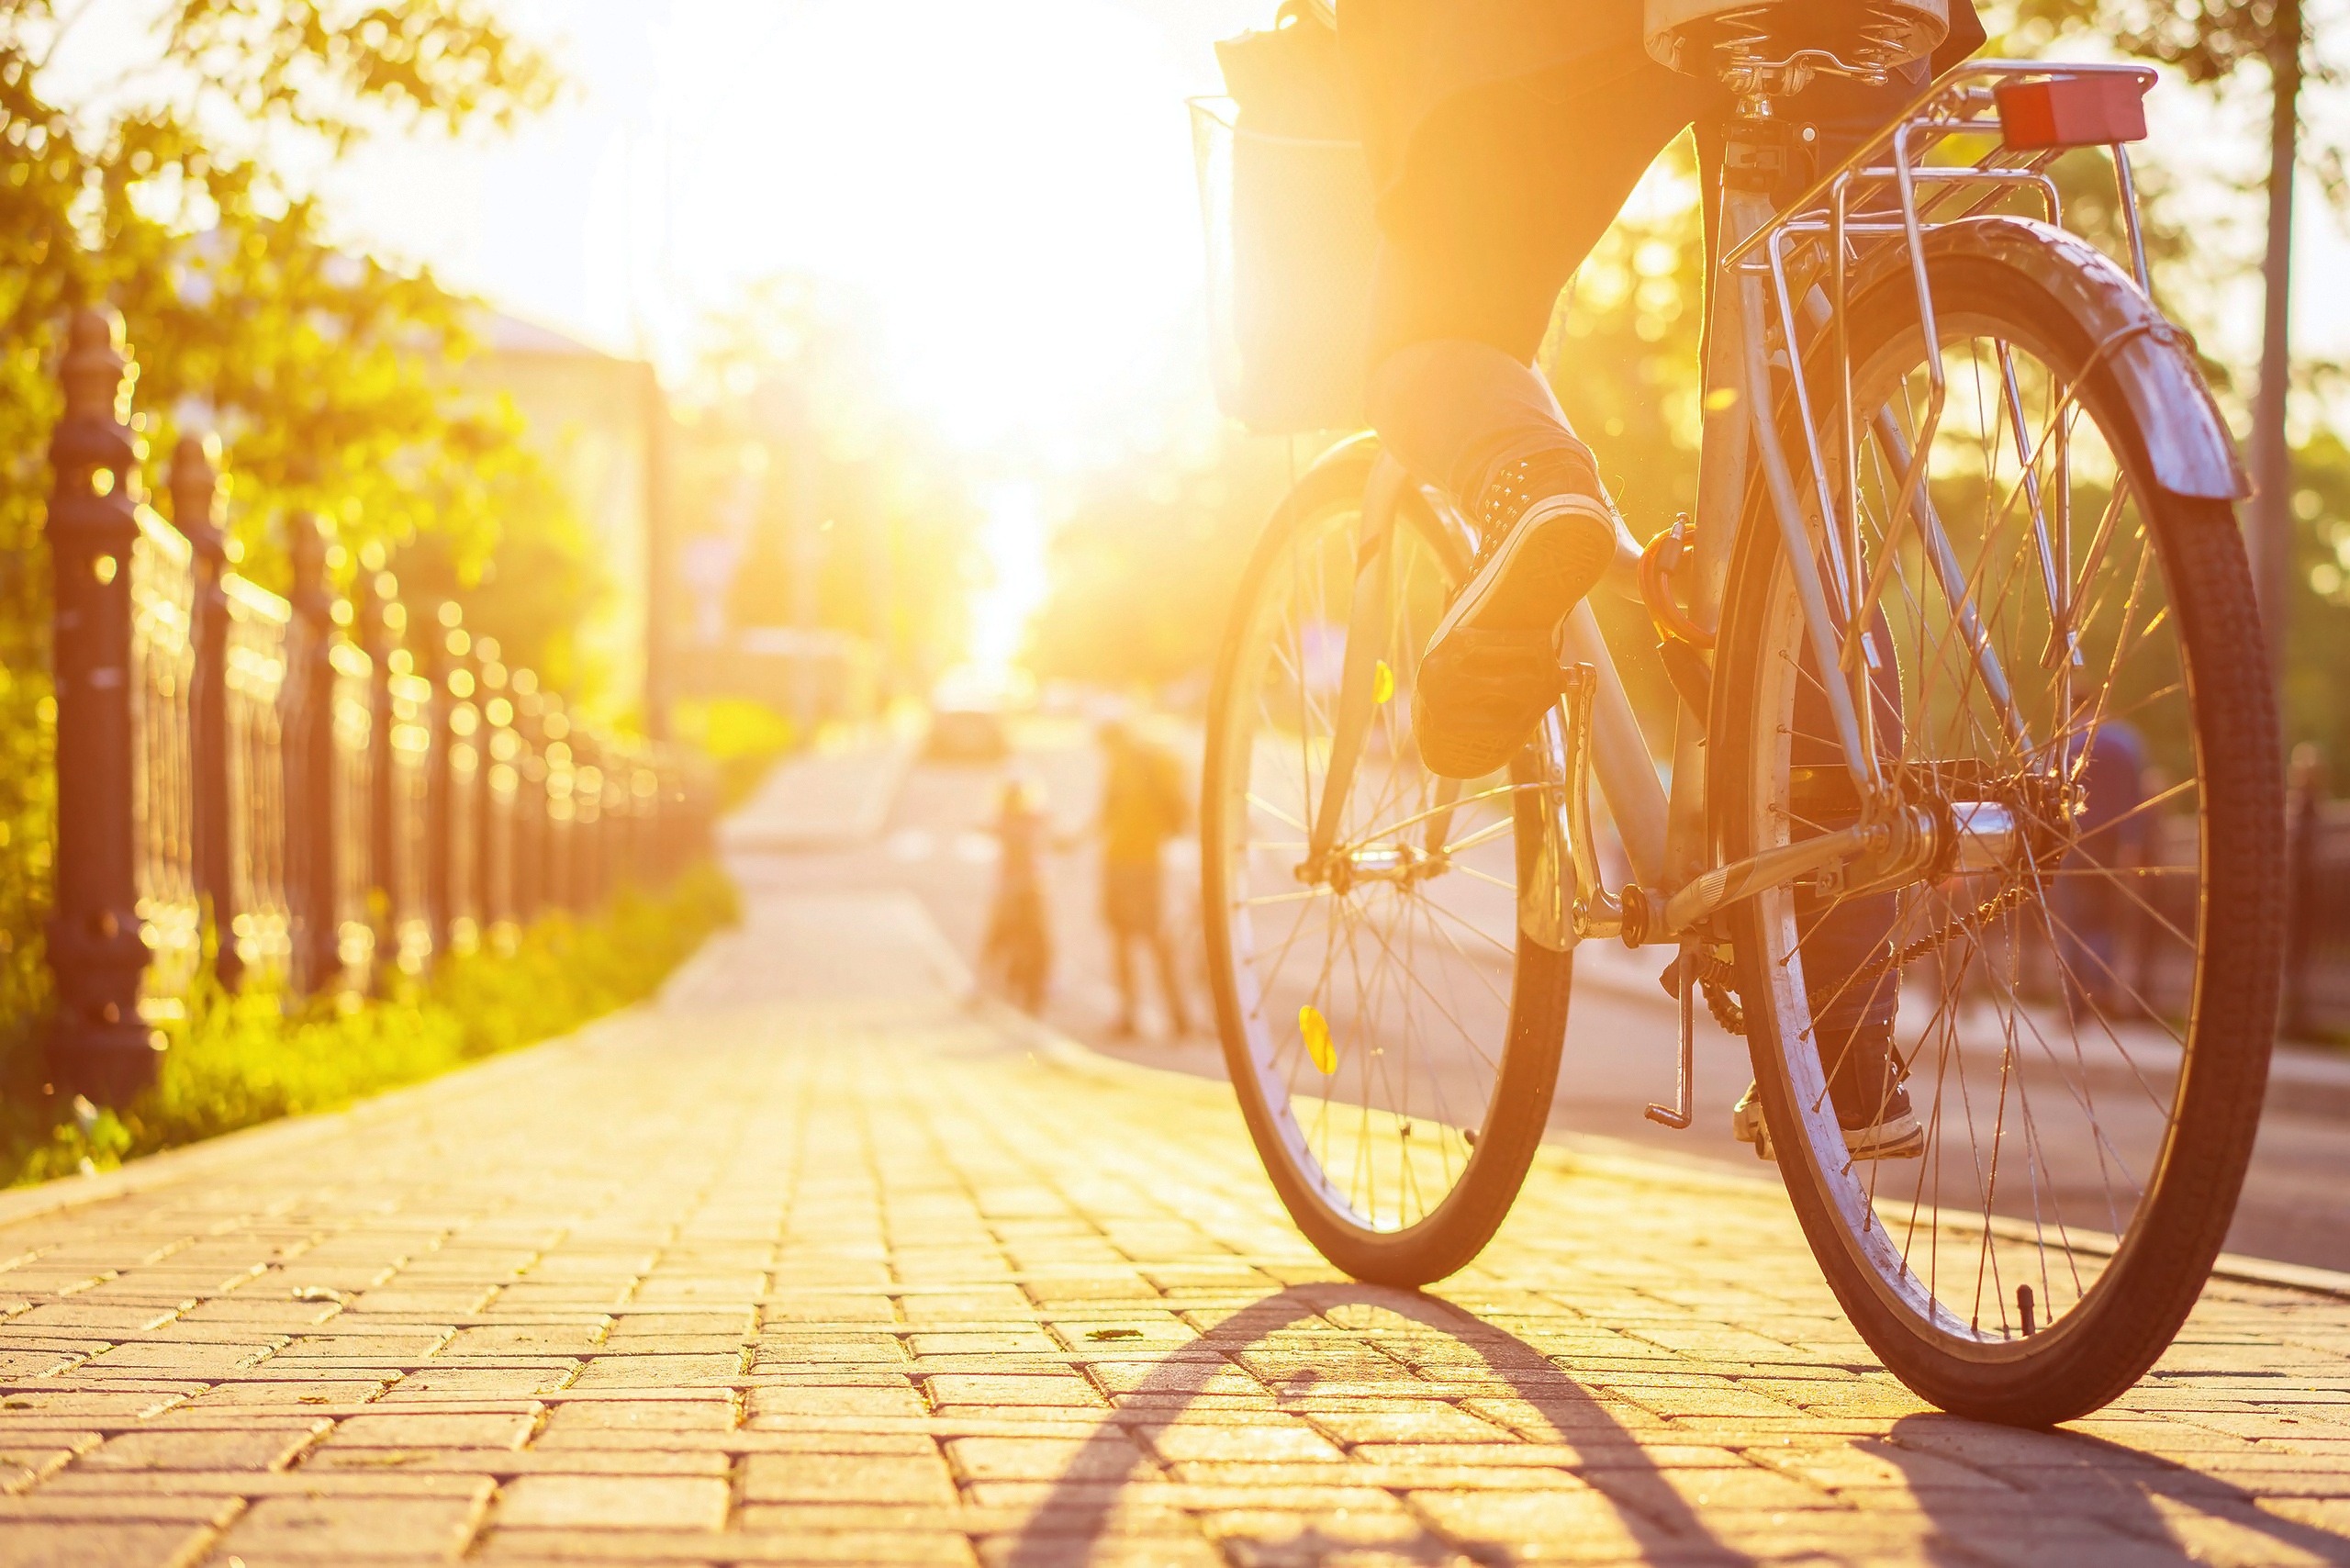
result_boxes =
[1660,824,1873,938]
[1655,802,1940,941]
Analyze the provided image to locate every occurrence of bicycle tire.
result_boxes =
[1202,439,1574,1287]
[1713,226,2285,1424]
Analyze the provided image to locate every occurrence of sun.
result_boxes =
[646,0,1209,455]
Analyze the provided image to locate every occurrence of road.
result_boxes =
[805,713,2350,1275]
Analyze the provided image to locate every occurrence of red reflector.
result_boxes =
[1996,73,2152,151]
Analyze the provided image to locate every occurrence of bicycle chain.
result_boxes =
[1657,953,1749,1036]
[1657,883,2041,1037]
[1848,882,2040,991]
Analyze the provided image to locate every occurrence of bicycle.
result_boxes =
[1199,3,2285,1428]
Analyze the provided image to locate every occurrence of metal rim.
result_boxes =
[1209,484,1549,1238]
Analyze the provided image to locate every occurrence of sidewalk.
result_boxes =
[720,722,919,853]
[3,890,2350,1565]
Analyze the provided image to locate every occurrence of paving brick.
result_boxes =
[923,1375,1104,1409]
[0,1439,95,1492]
[215,1489,491,1559]
[77,1424,321,1472]
[742,1450,961,1504]
[495,1473,731,1529]
[0,1522,216,1567]
[323,1414,540,1449]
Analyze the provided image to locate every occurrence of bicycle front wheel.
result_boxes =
[1715,225,2285,1424]
[1202,440,1572,1286]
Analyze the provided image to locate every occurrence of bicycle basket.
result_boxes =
[1190,93,1378,434]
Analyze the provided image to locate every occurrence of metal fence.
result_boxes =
[44,309,716,1103]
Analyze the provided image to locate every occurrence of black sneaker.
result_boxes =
[1822,1023,1924,1159]
[1412,449,1619,779]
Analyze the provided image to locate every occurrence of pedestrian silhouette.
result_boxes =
[979,777,1053,1014]
[1095,717,1193,1038]
[2055,720,2150,1012]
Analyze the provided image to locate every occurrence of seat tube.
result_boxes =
[1663,177,1778,890]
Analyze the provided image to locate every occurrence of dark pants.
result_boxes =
[1793,613,1907,1047]
[1364,66,1929,510]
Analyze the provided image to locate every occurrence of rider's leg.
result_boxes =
[1366,338,1603,518]
[1362,70,1713,779]
[1369,338,1625,778]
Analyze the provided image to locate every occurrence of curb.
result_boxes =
[1568,944,2350,1125]
[0,1021,620,1233]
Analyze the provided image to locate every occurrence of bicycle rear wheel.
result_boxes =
[1202,440,1573,1286]
[1714,225,2285,1424]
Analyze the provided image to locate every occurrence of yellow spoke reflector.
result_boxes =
[1372,659,1395,705]
[1300,1004,1337,1075]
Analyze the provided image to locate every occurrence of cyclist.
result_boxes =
[1338,0,1986,1150]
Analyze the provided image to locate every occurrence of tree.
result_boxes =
[2024,0,2339,699]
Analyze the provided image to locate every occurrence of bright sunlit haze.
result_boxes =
[322,1,1262,461]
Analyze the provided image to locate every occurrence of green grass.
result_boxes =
[0,864,739,1187]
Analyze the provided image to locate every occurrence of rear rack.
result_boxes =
[1719,59,2161,781]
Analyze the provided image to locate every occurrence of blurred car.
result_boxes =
[924,705,1010,763]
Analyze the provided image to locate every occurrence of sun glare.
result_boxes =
[970,483,1050,674]
[646,0,1205,456]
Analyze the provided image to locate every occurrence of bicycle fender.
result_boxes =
[1878,217,2250,502]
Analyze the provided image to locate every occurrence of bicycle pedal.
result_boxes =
[1731,1082,1775,1161]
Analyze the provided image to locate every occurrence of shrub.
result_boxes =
[0,864,738,1188]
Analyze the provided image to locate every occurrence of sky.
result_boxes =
[306,0,1269,466]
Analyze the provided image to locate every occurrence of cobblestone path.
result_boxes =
[6,888,2350,1566]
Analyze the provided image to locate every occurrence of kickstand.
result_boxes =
[1645,944,1696,1129]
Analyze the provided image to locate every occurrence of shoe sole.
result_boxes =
[1428,496,1618,646]
[1735,1091,1921,1162]
[1842,1108,1925,1160]
[1413,498,1617,779]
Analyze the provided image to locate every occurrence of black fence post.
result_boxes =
[45,310,160,1102]
[355,560,401,980]
[540,693,574,913]
[572,730,604,911]
[285,511,340,994]
[440,610,481,953]
[421,599,457,961]
[472,638,515,947]
[173,432,237,991]
[510,675,546,926]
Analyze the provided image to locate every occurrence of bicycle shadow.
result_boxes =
[1876,1410,2350,1564]
[989,1282,1730,1566]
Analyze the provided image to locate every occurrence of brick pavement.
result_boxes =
[4,887,2350,1566]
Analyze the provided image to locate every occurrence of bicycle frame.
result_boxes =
[1306,56,2247,1118]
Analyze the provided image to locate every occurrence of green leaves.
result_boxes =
[163,0,560,151]
[0,0,577,1091]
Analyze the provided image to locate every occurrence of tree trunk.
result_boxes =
[2249,0,2302,702]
